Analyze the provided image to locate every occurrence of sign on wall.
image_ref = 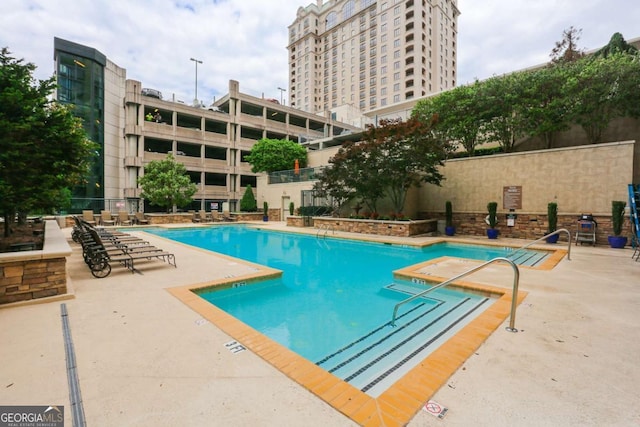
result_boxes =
[503,186,522,210]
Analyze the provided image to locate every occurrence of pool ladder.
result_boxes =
[391,257,521,332]
[316,224,335,239]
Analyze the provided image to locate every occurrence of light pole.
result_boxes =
[277,87,286,105]
[190,57,203,104]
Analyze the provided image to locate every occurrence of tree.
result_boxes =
[550,26,585,63]
[245,138,307,173]
[312,148,359,216]
[138,154,197,212]
[361,117,448,213]
[239,184,257,212]
[518,65,573,148]
[481,73,528,152]
[565,53,640,143]
[413,82,489,156]
[593,32,639,58]
[315,117,448,216]
[0,47,97,237]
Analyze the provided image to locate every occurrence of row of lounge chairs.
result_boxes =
[72,217,176,278]
[192,209,232,223]
[82,210,149,226]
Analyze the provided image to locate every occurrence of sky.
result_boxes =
[1,0,639,107]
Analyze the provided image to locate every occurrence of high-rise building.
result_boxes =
[287,0,459,114]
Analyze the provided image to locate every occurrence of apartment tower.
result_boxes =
[287,0,459,114]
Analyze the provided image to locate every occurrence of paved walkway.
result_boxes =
[1,223,638,426]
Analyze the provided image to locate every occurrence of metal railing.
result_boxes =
[390,257,521,332]
[506,228,572,261]
[316,224,335,238]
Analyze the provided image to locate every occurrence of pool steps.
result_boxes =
[316,282,491,396]
[506,249,548,266]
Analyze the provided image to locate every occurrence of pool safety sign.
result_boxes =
[423,400,448,419]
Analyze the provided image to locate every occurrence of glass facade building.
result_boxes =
[54,37,105,201]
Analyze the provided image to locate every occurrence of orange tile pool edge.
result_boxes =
[168,254,530,427]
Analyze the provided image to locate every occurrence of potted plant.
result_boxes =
[289,202,295,216]
[546,202,559,243]
[486,202,498,239]
[263,201,269,222]
[445,201,455,236]
[608,200,627,248]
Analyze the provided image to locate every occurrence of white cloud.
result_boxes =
[1,0,639,104]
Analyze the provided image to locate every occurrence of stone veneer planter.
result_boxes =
[290,216,437,237]
[0,220,72,305]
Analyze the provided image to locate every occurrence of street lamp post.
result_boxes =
[190,57,203,105]
[277,87,286,105]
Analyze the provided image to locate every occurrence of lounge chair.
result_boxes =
[100,210,116,226]
[118,211,132,226]
[135,212,149,225]
[211,210,221,222]
[82,210,97,226]
[82,228,176,278]
[199,210,211,222]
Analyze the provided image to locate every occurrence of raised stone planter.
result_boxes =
[306,217,437,237]
[0,220,72,305]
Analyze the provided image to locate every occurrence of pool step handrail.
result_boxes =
[506,228,572,261]
[390,257,521,332]
[315,224,335,239]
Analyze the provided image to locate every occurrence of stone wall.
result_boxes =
[0,221,71,305]
[312,217,437,237]
[421,212,631,246]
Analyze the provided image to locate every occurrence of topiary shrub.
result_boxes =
[240,185,257,212]
[487,202,498,229]
[445,201,453,227]
[547,202,558,233]
[611,200,626,236]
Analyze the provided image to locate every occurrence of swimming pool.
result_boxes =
[146,225,539,396]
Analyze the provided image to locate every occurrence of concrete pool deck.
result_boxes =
[1,222,639,426]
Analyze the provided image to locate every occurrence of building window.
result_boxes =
[343,0,355,20]
[326,11,337,29]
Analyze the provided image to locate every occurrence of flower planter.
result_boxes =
[546,234,560,244]
[486,228,499,239]
[607,235,627,248]
[445,225,456,236]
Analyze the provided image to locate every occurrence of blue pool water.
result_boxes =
[145,225,526,365]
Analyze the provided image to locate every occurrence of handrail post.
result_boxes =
[390,257,521,332]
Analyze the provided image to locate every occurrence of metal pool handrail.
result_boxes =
[390,257,521,332]
[315,224,334,238]
[506,228,572,261]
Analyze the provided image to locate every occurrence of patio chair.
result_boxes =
[82,210,97,226]
[118,211,132,226]
[199,210,212,222]
[100,210,116,226]
[211,210,221,222]
[135,212,149,225]
[222,210,233,222]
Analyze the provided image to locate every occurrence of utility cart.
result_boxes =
[575,213,597,246]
